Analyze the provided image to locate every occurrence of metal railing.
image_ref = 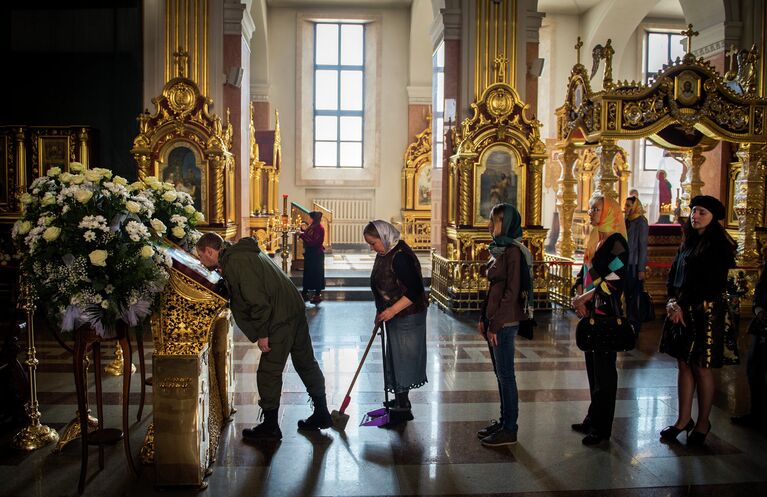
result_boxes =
[430,252,577,313]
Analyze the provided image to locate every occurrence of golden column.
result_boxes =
[594,139,619,201]
[78,128,90,168]
[529,152,545,226]
[680,147,706,207]
[209,155,226,224]
[556,144,578,258]
[14,128,26,207]
[734,143,767,266]
[458,158,474,226]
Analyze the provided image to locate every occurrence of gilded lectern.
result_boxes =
[142,246,235,488]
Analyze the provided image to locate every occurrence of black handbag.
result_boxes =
[638,290,656,323]
[576,312,636,352]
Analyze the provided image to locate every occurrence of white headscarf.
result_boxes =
[370,220,401,254]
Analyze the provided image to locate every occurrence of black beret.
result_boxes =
[690,195,725,221]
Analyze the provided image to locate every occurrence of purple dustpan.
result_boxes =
[360,407,390,427]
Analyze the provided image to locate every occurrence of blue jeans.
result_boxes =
[491,325,519,433]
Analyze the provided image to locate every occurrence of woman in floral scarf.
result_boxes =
[571,195,629,446]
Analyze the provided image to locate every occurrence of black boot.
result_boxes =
[243,408,282,440]
[297,395,333,430]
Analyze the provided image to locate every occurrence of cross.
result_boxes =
[575,37,583,65]
[493,55,508,82]
[173,47,189,78]
[680,24,699,54]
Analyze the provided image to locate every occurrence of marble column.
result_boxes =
[223,1,255,236]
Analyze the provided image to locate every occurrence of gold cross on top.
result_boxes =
[493,55,508,82]
[575,37,583,64]
[680,24,699,54]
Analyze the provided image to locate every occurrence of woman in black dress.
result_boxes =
[660,195,738,446]
[299,211,325,304]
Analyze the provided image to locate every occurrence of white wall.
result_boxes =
[266,5,411,224]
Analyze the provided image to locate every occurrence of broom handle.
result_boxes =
[339,323,381,412]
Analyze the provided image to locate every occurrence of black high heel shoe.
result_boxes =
[687,422,711,446]
[660,419,694,441]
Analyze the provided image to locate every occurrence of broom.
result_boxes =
[330,323,381,430]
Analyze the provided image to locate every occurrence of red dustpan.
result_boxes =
[360,322,391,427]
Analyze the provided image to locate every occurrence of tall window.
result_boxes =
[313,22,364,168]
[641,30,685,170]
[432,41,445,169]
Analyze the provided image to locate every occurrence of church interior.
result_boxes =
[2,0,767,496]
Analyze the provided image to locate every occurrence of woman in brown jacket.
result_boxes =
[477,203,534,447]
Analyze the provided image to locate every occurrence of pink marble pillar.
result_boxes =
[223,32,252,237]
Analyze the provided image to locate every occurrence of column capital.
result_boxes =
[224,1,255,41]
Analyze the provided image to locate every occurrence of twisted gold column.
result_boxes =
[209,155,225,224]
[734,143,767,266]
[594,140,619,201]
[529,157,545,226]
[555,145,578,259]
[12,283,59,451]
[458,159,472,225]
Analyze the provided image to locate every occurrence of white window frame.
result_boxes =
[640,28,685,171]
[312,22,365,168]
[296,13,381,186]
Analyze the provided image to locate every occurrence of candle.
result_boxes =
[282,194,288,215]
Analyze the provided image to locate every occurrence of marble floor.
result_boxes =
[1,302,766,497]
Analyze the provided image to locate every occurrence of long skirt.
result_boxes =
[384,309,428,393]
[302,246,325,292]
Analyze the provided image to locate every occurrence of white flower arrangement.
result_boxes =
[13,163,169,338]
[131,176,204,250]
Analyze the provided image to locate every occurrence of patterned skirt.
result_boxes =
[660,298,739,368]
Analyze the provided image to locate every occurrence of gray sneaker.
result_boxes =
[480,429,518,447]
[477,420,503,439]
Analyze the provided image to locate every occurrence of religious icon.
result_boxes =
[416,165,432,208]
[675,70,700,106]
[39,136,69,174]
[477,148,518,221]
[162,145,203,210]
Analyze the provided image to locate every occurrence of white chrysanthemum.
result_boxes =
[83,231,96,242]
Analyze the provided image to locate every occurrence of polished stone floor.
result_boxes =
[2,302,767,497]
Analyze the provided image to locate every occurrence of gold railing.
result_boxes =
[400,217,431,251]
[430,252,577,313]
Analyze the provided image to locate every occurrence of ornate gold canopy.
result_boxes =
[131,51,235,232]
[555,28,767,267]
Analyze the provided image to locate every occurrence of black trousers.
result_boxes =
[746,335,767,416]
[624,265,642,333]
[584,350,618,437]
